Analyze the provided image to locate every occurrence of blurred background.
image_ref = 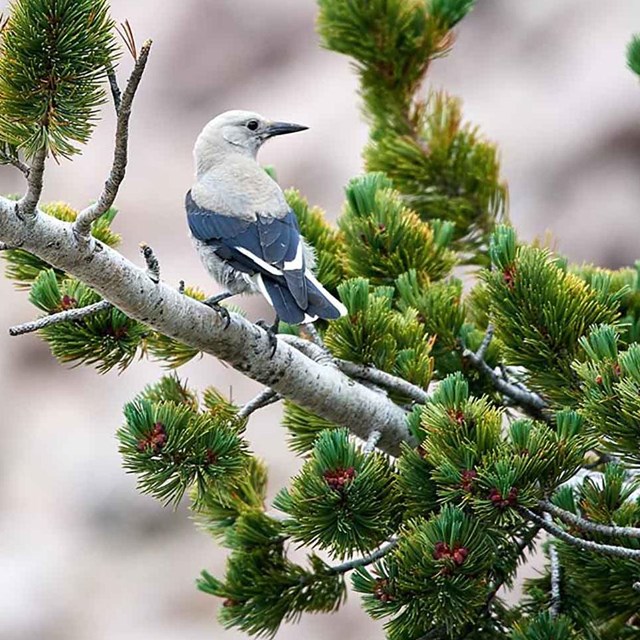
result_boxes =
[0,1,638,638]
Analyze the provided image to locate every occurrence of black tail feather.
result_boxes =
[260,272,346,325]
[262,278,306,324]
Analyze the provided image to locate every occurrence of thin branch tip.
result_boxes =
[9,299,112,337]
[540,499,640,540]
[328,539,398,574]
[238,388,280,420]
[519,506,640,561]
[73,35,152,238]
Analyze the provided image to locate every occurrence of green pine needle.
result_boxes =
[118,397,249,508]
[273,428,400,557]
[0,0,119,158]
[627,34,640,77]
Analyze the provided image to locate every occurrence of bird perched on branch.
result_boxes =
[186,110,347,349]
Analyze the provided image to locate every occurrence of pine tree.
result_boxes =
[1,1,640,638]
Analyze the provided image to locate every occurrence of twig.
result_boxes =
[363,430,381,455]
[463,340,548,420]
[336,360,429,404]
[107,68,122,113]
[17,146,46,219]
[328,539,398,574]
[238,388,280,420]
[9,300,112,337]
[11,158,30,178]
[476,323,494,361]
[539,499,640,540]
[518,507,640,561]
[545,513,561,618]
[139,243,160,283]
[73,40,152,238]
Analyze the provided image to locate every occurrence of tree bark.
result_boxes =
[0,197,414,456]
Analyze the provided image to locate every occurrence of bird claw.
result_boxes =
[256,319,279,357]
[203,293,232,329]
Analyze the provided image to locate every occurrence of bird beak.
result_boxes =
[263,121,309,138]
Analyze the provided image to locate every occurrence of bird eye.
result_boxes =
[246,120,259,131]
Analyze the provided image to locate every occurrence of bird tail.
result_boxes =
[258,272,347,325]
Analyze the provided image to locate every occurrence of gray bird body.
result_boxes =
[187,110,345,325]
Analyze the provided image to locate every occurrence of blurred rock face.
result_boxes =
[0,1,638,638]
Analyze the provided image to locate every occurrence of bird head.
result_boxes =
[194,110,308,172]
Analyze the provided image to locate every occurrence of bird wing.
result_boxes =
[186,191,308,308]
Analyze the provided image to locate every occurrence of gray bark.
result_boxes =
[0,196,414,456]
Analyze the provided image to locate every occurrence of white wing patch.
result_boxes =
[284,242,304,271]
[236,247,283,276]
[256,274,274,306]
[305,269,348,317]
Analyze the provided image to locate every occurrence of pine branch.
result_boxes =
[463,332,548,419]
[336,359,429,404]
[9,300,113,337]
[74,40,152,238]
[328,538,398,574]
[17,146,46,219]
[539,499,640,540]
[518,507,640,561]
[238,388,280,420]
[0,195,414,456]
[545,513,561,618]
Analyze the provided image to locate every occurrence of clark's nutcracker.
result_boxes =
[186,110,347,342]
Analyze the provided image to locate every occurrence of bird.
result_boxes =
[185,110,347,350]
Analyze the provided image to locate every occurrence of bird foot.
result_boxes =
[256,318,279,357]
[203,291,233,329]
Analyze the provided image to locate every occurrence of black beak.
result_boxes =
[263,121,309,138]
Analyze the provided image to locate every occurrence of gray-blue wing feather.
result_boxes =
[186,191,308,308]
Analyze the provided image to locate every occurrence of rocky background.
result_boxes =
[0,1,638,638]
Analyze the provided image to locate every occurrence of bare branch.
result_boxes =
[476,323,494,361]
[9,300,112,337]
[73,40,152,238]
[10,158,30,178]
[328,538,398,574]
[540,499,640,540]
[139,242,160,283]
[463,342,548,420]
[336,360,429,404]
[545,513,561,618]
[17,146,46,219]
[0,196,414,456]
[238,388,280,420]
[107,68,122,113]
[518,507,640,561]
